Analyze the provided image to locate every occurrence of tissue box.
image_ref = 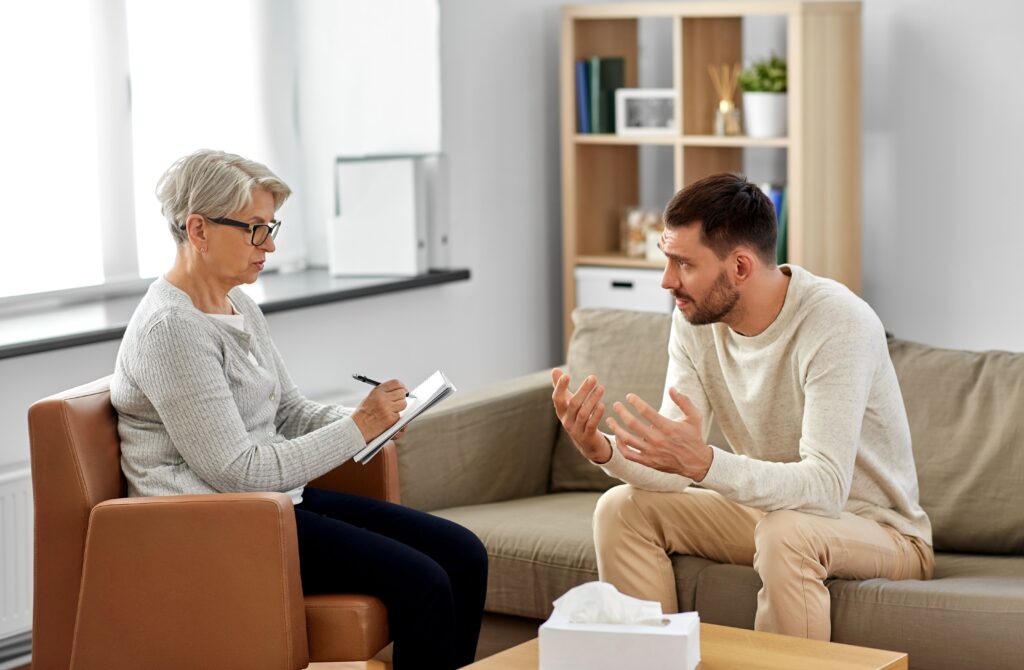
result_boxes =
[539,609,700,670]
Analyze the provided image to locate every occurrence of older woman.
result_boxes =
[111,149,487,670]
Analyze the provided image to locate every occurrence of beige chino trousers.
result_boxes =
[593,485,934,641]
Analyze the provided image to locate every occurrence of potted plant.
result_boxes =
[738,55,787,138]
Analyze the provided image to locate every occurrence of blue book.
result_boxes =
[760,183,786,264]
[575,60,590,133]
[777,186,789,265]
[767,185,784,223]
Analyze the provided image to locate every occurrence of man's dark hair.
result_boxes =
[663,173,777,263]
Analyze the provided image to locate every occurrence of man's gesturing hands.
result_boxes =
[551,369,613,463]
[551,369,714,481]
[606,387,714,481]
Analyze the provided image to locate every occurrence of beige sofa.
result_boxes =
[398,308,1024,670]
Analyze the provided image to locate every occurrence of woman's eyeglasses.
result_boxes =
[180,216,282,246]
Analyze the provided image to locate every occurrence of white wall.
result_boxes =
[862,0,1024,351]
[0,342,121,469]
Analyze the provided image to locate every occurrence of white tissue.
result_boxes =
[552,581,664,626]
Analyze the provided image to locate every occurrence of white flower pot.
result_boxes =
[742,92,788,138]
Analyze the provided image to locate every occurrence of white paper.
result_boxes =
[553,581,663,625]
[353,370,455,464]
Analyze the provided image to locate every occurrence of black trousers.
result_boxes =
[294,487,488,670]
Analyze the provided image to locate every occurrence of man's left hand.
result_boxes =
[605,387,714,481]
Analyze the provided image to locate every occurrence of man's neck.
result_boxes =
[724,266,792,337]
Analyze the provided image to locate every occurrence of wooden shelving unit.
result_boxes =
[560,1,862,342]
[577,253,665,269]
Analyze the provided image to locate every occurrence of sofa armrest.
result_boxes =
[396,369,560,511]
[309,442,400,503]
[70,493,308,670]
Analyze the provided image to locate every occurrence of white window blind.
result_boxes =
[295,0,441,265]
[0,0,104,298]
[125,0,279,279]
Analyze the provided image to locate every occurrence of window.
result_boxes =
[1,0,440,301]
[0,0,104,298]
[126,0,279,278]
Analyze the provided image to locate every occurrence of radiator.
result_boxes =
[0,467,32,640]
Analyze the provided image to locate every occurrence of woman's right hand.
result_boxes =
[352,379,408,443]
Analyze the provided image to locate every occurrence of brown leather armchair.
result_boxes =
[28,376,397,670]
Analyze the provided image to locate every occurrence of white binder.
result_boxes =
[328,154,443,276]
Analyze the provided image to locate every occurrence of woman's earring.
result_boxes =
[200,247,207,253]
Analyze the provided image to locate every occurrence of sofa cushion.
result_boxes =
[888,337,1024,554]
[551,309,672,491]
[691,553,1024,670]
[398,370,559,512]
[431,493,602,618]
[432,491,712,620]
[830,553,1024,670]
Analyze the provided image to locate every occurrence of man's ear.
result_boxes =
[731,248,758,285]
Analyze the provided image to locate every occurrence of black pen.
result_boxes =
[352,374,414,398]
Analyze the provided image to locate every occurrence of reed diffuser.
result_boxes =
[708,63,742,136]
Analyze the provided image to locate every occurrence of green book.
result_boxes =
[589,57,601,134]
[589,56,625,133]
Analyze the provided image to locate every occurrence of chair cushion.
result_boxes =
[888,337,1024,554]
[691,553,1024,670]
[551,309,672,491]
[304,594,389,662]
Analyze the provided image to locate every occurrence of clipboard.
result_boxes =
[353,370,456,464]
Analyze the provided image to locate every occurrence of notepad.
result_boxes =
[353,370,456,464]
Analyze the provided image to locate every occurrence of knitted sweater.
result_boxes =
[111,277,365,498]
[599,265,932,544]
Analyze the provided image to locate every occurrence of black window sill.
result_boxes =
[0,268,470,360]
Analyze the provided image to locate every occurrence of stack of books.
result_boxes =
[760,183,789,264]
[575,56,625,134]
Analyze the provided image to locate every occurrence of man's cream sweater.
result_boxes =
[600,265,932,543]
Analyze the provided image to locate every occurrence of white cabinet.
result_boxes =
[574,267,672,314]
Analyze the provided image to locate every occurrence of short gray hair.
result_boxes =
[156,149,292,244]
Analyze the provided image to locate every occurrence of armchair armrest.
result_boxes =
[308,441,400,503]
[396,369,560,511]
[70,493,308,670]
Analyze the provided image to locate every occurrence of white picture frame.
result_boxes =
[615,88,677,135]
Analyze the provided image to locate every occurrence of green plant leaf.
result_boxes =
[739,55,787,93]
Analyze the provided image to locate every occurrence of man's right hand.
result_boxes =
[551,368,612,464]
[352,379,408,443]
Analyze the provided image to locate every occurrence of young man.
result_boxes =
[551,173,933,641]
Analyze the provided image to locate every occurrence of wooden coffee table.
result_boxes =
[460,623,908,669]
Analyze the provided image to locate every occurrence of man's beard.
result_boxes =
[675,270,740,325]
